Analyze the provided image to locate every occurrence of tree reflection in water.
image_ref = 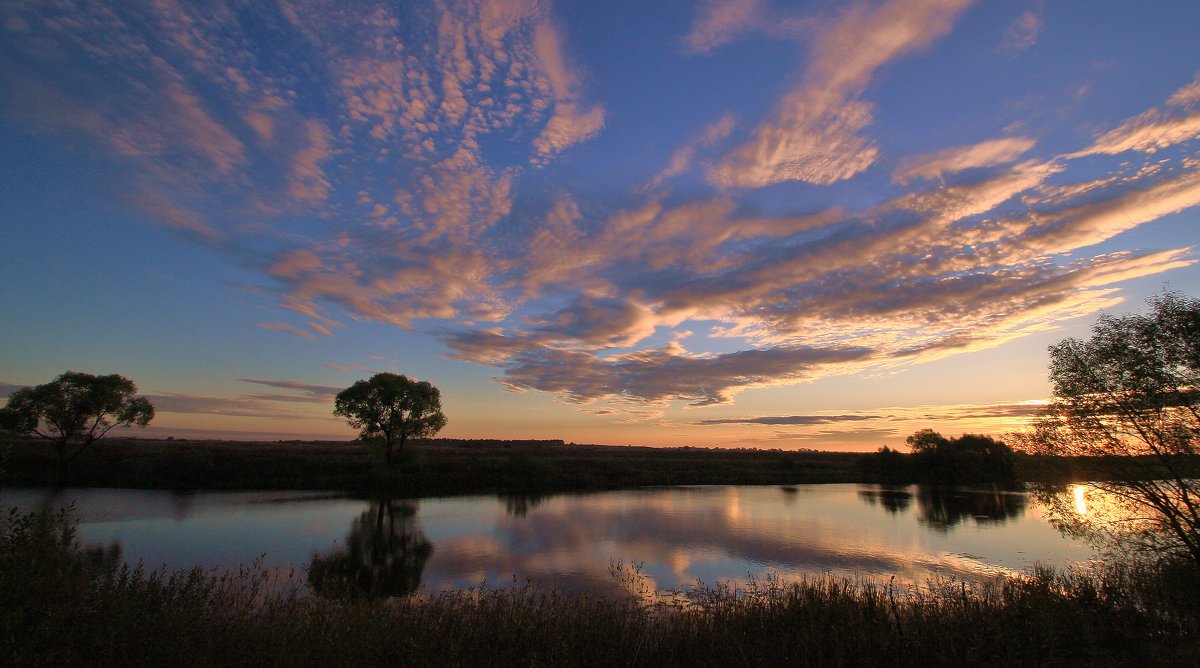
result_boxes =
[308,498,432,597]
[857,486,913,514]
[858,485,1025,530]
[500,493,549,518]
[916,486,1025,531]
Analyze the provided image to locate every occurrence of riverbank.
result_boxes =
[1,436,1181,495]
[3,505,1197,667]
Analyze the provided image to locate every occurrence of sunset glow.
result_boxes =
[2,1,1198,450]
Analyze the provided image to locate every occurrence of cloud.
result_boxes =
[893,137,1037,183]
[1072,111,1200,157]
[710,0,974,188]
[647,114,737,189]
[147,393,321,419]
[1167,71,1200,108]
[999,10,1042,53]
[6,1,1200,424]
[682,0,763,53]
[699,414,883,426]
[450,337,875,406]
[257,322,316,340]
[530,22,605,160]
[237,378,343,402]
[1070,73,1200,158]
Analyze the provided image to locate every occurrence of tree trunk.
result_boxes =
[55,440,67,486]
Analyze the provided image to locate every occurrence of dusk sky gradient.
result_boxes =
[2,0,1199,450]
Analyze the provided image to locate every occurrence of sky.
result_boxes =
[2,0,1199,451]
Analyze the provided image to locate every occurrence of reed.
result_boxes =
[4,506,1198,667]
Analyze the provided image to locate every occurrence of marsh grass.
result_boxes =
[4,507,1199,667]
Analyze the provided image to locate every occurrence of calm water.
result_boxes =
[0,484,1095,596]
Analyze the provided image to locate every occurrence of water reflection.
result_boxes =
[308,498,433,597]
[857,484,1026,529]
[1,485,1095,595]
[500,493,550,518]
[915,486,1025,531]
[857,486,913,514]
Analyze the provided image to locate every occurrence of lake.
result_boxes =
[0,484,1096,597]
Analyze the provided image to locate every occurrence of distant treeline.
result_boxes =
[0,436,864,494]
[5,434,1195,495]
[854,430,1018,486]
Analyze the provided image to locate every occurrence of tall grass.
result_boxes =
[3,507,1198,667]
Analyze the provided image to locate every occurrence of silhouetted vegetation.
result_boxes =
[4,506,1198,667]
[333,373,446,466]
[0,437,866,494]
[1019,292,1200,567]
[0,372,154,484]
[855,430,1017,486]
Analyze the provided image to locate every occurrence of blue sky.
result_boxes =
[2,0,1199,450]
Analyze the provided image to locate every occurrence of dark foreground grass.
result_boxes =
[4,507,1198,667]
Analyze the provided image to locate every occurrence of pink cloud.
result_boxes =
[711,0,974,188]
[894,137,1037,183]
[257,322,316,340]
[999,10,1042,54]
[531,22,605,160]
[681,0,763,53]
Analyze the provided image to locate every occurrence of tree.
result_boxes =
[333,373,446,465]
[1026,293,1200,566]
[0,371,154,483]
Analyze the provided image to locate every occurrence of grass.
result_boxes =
[3,506,1199,667]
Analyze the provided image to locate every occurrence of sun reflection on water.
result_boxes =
[1073,485,1087,516]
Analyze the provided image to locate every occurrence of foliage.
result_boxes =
[333,373,446,465]
[0,371,154,482]
[855,431,1016,485]
[1024,293,1200,566]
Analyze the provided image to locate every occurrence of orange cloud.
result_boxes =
[894,137,1037,184]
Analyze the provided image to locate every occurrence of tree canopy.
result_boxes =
[333,373,446,464]
[0,371,154,482]
[855,430,1015,485]
[1027,292,1200,565]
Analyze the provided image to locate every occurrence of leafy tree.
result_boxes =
[1025,293,1200,565]
[855,431,1015,484]
[905,428,948,454]
[0,371,154,483]
[333,373,446,465]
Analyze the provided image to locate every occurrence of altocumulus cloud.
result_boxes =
[2,2,1199,420]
